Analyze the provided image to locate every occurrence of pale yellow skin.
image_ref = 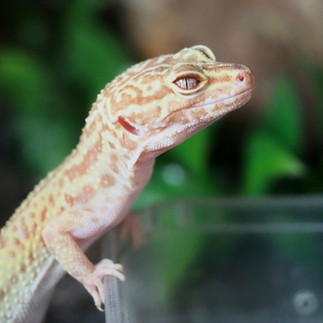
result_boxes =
[0,45,254,323]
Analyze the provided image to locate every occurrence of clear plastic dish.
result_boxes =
[48,197,323,323]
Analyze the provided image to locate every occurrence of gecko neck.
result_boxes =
[73,94,155,194]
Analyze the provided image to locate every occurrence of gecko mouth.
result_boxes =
[189,85,255,111]
[158,85,255,128]
[161,85,254,125]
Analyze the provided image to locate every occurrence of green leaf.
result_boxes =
[63,0,132,96]
[0,50,50,113]
[242,132,305,195]
[262,76,304,153]
[168,125,215,177]
[0,50,79,175]
[15,114,77,176]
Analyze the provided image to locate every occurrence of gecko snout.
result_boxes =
[236,67,255,90]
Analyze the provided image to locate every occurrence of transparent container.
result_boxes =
[47,197,323,323]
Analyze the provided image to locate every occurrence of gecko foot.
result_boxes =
[82,259,125,311]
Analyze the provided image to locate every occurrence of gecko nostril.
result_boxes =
[238,74,245,82]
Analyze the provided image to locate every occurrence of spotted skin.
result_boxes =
[0,45,254,322]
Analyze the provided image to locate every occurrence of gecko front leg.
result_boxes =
[42,210,125,310]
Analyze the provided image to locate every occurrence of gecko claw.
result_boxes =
[96,303,104,312]
[82,259,125,310]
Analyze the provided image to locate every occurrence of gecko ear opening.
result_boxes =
[118,116,141,136]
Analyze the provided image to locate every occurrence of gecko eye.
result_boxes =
[175,77,200,90]
[172,74,207,96]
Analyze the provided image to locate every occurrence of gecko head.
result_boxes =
[106,45,255,158]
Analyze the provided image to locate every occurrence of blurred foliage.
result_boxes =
[0,0,132,175]
[1,1,323,318]
[241,76,306,195]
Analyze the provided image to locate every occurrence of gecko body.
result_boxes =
[0,45,254,322]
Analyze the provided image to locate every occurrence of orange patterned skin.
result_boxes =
[0,45,254,323]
